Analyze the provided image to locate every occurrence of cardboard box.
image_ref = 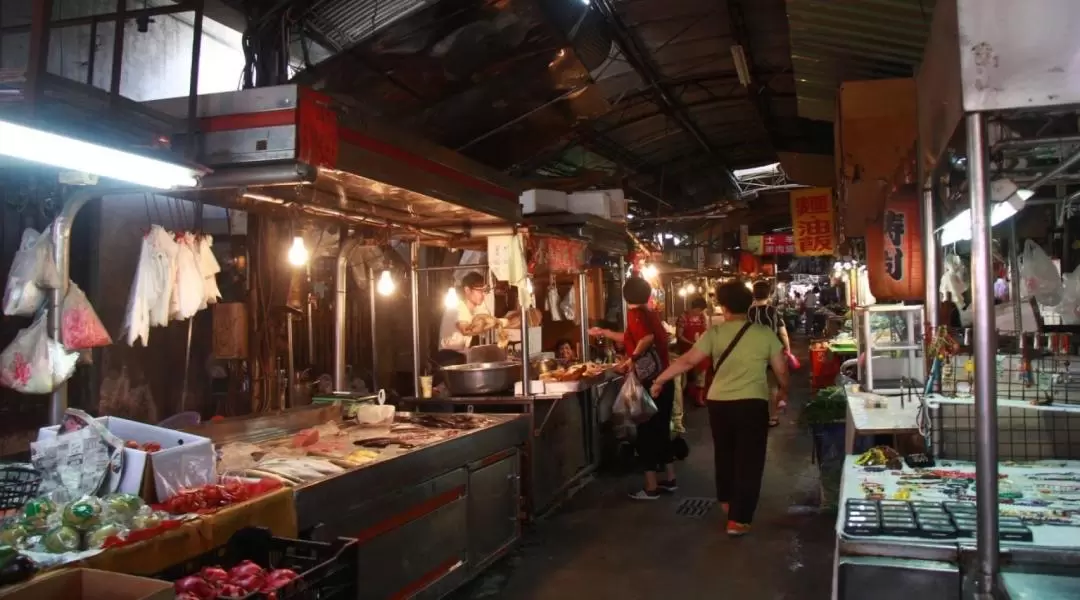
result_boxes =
[520,189,568,214]
[0,568,173,600]
[38,417,216,502]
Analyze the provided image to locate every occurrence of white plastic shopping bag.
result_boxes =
[1020,240,1063,306]
[0,313,79,394]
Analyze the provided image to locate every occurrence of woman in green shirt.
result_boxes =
[650,281,789,536]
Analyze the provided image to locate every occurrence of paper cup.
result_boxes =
[420,375,434,398]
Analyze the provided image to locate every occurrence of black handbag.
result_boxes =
[632,345,663,382]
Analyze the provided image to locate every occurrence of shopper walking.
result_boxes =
[748,281,791,425]
[650,281,789,535]
[590,277,677,500]
[676,295,711,407]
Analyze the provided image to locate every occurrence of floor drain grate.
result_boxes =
[675,497,716,518]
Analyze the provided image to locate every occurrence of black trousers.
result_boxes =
[636,379,676,472]
[708,399,770,524]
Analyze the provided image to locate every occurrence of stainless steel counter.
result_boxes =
[187,408,529,600]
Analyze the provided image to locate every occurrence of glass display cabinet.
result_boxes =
[855,304,925,392]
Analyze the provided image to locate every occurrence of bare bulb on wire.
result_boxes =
[287,236,309,267]
[377,270,395,296]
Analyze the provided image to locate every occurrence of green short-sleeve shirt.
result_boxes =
[693,321,783,401]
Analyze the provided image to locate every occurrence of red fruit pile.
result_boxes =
[173,561,299,599]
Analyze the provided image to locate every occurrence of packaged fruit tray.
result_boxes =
[157,527,357,600]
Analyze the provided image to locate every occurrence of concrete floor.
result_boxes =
[452,339,836,600]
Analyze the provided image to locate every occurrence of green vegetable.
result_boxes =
[85,523,125,549]
[62,497,104,531]
[799,386,848,427]
[130,510,161,531]
[42,525,80,553]
[0,522,29,548]
[103,493,144,524]
[21,498,55,520]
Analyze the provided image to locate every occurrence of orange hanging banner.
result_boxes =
[790,188,836,257]
[866,189,925,302]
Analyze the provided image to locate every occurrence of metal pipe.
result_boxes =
[1009,221,1022,328]
[305,263,315,365]
[619,256,628,330]
[1021,147,1080,191]
[49,186,143,424]
[198,164,315,189]
[994,134,1080,151]
[368,267,379,392]
[109,0,126,99]
[920,138,939,335]
[239,193,456,239]
[967,113,1001,596]
[285,314,294,409]
[333,234,359,391]
[578,271,589,362]
[520,276,532,395]
[410,242,422,396]
[187,0,204,160]
[414,264,490,273]
[436,225,517,237]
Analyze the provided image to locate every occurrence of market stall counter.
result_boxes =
[184,404,529,600]
[833,455,1080,600]
[400,375,621,519]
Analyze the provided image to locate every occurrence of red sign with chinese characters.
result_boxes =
[761,234,794,255]
[866,189,925,302]
[790,187,836,257]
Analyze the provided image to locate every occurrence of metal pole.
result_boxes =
[368,267,379,391]
[520,277,532,395]
[410,241,422,397]
[922,180,939,334]
[619,256,629,330]
[187,0,204,159]
[332,235,357,391]
[578,271,589,361]
[967,112,1001,597]
[1009,221,1022,328]
[305,263,315,365]
[48,187,144,425]
[284,314,294,409]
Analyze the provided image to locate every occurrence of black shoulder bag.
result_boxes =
[713,322,753,376]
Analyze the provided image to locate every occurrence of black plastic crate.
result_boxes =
[0,464,40,511]
[157,527,357,600]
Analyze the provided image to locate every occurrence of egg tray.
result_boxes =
[843,500,1034,542]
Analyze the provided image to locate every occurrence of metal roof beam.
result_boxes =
[726,0,776,153]
[593,0,739,196]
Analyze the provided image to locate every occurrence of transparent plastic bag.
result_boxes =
[62,283,111,349]
[1021,240,1063,306]
[1054,265,1080,324]
[3,228,61,316]
[547,284,562,321]
[560,283,577,321]
[613,371,658,425]
[0,314,79,394]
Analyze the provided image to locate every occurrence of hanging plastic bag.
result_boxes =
[62,283,112,350]
[0,314,79,394]
[560,282,577,322]
[613,371,658,425]
[547,284,562,321]
[3,228,61,316]
[939,253,968,305]
[1020,240,1063,306]
[1054,265,1080,324]
[170,232,205,321]
[196,235,221,310]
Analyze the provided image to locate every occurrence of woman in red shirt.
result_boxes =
[676,295,711,407]
[590,277,676,500]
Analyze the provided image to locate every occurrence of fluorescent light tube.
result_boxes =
[938,179,1030,246]
[0,119,200,189]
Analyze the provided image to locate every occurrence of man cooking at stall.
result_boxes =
[438,271,522,356]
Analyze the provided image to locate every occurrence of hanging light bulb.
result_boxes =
[642,264,658,279]
[678,287,687,297]
[444,286,460,309]
[685,283,696,294]
[287,236,309,266]
[377,270,395,296]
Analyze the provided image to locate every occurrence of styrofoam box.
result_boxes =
[568,191,612,219]
[38,417,216,501]
[520,189,568,214]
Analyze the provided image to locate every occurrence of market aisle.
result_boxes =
[451,337,835,600]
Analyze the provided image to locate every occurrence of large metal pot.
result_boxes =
[441,361,522,395]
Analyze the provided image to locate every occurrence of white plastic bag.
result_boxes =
[1055,266,1080,324]
[939,253,968,304]
[124,226,179,346]
[196,235,221,310]
[170,232,205,320]
[0,314,79,394]
[613,371,658,425]
[560,282,577,322]
[62,283,112,349]
[2,228,61,316]
[1020,240,1063,306]
[547,284,562,321]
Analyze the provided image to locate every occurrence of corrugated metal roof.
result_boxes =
[786,0,935,121]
